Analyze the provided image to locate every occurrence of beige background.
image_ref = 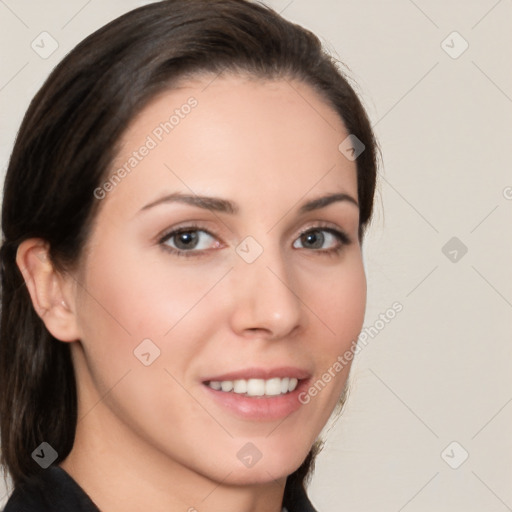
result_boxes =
[1,1,511,511]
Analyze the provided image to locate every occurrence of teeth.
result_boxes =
[265,377,282,396]
[209,381,222,391]
[220,381,233,392]
[207,377,299,396]
[233,380,247,393]
[247,379,264,396]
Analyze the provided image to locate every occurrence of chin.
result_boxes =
[219,443,312,486]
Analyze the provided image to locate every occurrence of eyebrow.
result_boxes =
[139,191,359,215]
[298,192,359,213]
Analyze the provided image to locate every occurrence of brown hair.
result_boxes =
[0,0,378,505]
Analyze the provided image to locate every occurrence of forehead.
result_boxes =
[104,74,357,214]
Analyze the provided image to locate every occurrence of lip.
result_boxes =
[202,366,311,383]
[201,367,312,421]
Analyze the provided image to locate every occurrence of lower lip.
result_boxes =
[202,379,310,421]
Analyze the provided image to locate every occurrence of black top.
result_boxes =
[3,466,318,512]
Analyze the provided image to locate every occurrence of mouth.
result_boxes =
[201,367,311,420]
[204,376,300,397]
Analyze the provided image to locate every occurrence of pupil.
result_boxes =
[303,230,324,249]
[175,231,198,249]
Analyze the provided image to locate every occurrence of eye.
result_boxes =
[292,227,349,252]
[160,227,220,255]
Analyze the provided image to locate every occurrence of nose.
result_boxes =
[228,246,305,340]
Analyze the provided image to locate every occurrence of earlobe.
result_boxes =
[16,238,80,343]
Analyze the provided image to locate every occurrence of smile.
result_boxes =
[201,366,311,419]
[206,377,299,397]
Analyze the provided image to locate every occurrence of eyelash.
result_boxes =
[158,223,352,258]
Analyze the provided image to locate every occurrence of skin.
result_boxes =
[17,74,366,512]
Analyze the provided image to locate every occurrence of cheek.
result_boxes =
[301,255,366,403]
[310,255,367,349]
[75,242,231,373]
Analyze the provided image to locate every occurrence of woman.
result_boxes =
[0,1,378,511]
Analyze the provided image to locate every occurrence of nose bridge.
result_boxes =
[229,237,304,338]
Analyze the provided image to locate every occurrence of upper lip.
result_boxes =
[202,366,311,382]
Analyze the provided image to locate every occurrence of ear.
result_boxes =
[16,238,80,342]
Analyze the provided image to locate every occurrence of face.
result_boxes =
[69,74,366,485]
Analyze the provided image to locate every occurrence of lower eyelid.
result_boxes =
[163,229,218,249]
[292,228,351,251]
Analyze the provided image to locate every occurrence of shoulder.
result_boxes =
[3,467,318,512]
[2,466,100,512]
